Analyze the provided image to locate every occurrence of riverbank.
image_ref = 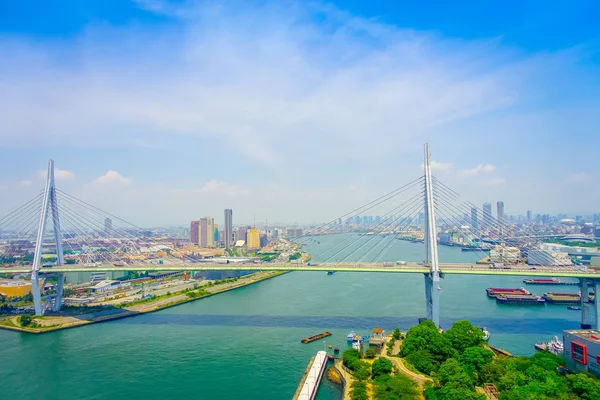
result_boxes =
[0,271,287,334]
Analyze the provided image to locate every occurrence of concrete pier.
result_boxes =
[292,351,328,400]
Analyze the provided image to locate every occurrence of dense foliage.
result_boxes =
[400,320,600,400]
[373,373,419,400]
[350,381,368,400]
[343,349,371,381]
[371,357,393,378]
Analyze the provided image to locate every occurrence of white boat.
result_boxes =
[534,336,564,355]
[347,331,356,342]
[352,341,361,351]
[481,327,491,341]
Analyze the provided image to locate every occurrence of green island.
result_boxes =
[338,320,600,400]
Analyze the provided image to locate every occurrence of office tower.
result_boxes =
[224,209,233,249]
[199,217,214,248]
[236,227,248,243]
[470,207,478,230]
[273,229,279,238]
[355,216,361,225]
[214,224,219,243]
[247,228,260,249]
[190,220,200,245]
[497,201,505,222]
[259,234,268,247]
[527,210,532,222]
[483,203,492,227]
[104,218,112,235]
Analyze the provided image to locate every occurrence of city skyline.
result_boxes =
[1,1,599,225]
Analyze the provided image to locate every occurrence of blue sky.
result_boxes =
[0,0,599,225]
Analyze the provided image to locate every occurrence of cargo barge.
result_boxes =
[301,332,332,344]
[542,292,580,305]
[486,288,530,298]
[496,294,546,305]
[523,278,578,285]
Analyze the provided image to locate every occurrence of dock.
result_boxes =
[292,351,328,400]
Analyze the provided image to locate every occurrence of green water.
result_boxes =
[0,235,584,399]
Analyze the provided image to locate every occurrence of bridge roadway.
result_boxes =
[4,262,600,278]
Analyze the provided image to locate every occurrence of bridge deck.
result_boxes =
[4,263,600,278]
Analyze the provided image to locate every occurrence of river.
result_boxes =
[0,234,583,399]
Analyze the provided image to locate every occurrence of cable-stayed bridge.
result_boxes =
[1,145,599,329]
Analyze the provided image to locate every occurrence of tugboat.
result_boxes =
[347,331,356,342]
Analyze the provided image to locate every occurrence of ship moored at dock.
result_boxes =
[523,278,578,285]
[542,292,581,305]
[496,294,546,305]
[486,288,530,298]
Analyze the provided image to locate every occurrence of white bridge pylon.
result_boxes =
[423,143,442,328]
[31,160,66,316]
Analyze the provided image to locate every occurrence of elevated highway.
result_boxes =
[4,262,600,278]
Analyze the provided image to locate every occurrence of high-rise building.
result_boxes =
[247,228,260,249]
[272,229,279,238]
[483,203,492,227]
[190,220,200,245]
[470,207,478,231]
[214,224,219,243]
[104,218,112,235]
[224,209,233,249]
[527,210,532,222]
[199,217,214,248]
[236,227,248,243]
[497,201,505,223]
[259,234,268,248]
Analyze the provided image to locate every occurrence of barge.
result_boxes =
[523,278,578,285]
[542,292,580,305]
[496,294,545,305]
[301,332,332,344]
[486,288,530,298]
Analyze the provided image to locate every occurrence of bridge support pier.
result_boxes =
[580,278,600,329]
[424,272,440,324]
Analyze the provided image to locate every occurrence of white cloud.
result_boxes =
[199,180,249,196]
[91,170,132,186]
[568,172,590,183]
[429,161,454,173]
[459,164,496,176]
[16,180,32,188]
[37,168,75,180]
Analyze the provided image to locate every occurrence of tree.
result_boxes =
[400,320,440,356]
[405,350,437,375]
[19,314,33,327]
[459,346,494,382]
[565,373,600,400]
[437,358,472,389]
[350,381,369,400]
[372,357,393,378]
[443,320,484,353]
[391,328,402,340]
[365,348,377,359]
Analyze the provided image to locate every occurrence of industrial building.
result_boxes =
[0,279,43,298]
[563,329,600,377]
[527,248,573,266]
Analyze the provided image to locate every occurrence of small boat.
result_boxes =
[328,345,333,349]
[333,348,340,353]
[534,336,564,355]
[567,306,582,310]
[352,341,361,351]
[327,271,335,275]
[347,331,356,342]
[480,327,491,341]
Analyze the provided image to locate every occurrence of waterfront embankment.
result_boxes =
[0,271,286,334]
